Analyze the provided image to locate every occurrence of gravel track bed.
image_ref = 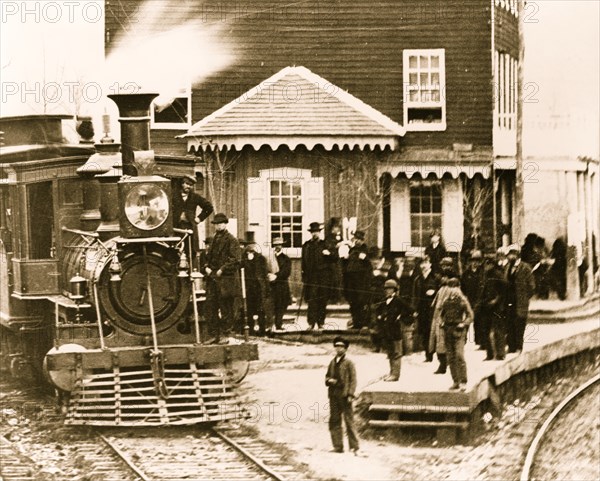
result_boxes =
[529,381,600,481]
[0,381,138,481]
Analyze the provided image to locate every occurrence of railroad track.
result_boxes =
[1,378,306,481]
[520,373,600,481]
[98,426,303,481]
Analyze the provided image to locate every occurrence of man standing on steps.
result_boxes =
[344,230,372,330]
[302,222,334,330]
[325,336,360,455]
[375,279,414,382]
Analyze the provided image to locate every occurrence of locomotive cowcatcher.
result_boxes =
[0,93,258,426]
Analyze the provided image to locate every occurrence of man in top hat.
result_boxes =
[301,222,336,330]
[269,237,292,331]
[325,336,359,454]
[413,255,441,362]
[425,230,448,275]
[461,249,486,348]
[505,244,535,353]
[375,279,415,381]
[344,230,372,330]
[240,231,270,336]
[203,213,241,343]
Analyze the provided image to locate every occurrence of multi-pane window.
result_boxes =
[403,49,446,131]
[495,51,517,131]
[269,180,303,248]
[410,180,442,247]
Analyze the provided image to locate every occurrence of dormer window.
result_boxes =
[403,49,446,131]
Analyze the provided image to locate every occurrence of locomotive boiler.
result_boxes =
[0,94,258,426]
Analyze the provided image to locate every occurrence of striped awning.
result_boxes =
[379,160,516,179]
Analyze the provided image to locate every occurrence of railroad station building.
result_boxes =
[106,0,599,297]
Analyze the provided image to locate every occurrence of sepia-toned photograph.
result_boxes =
[1,1,598,479]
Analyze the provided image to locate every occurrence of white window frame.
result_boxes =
[248,168,324,259]
[151,86,191,130]
[268,178,304,251]
[493,50,518,156]
[403,48,446,132]
[409,179,443,248]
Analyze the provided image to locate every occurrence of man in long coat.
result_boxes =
[325,336,359,454]
[240,232,271,336]
[203,213,241,343]
[461,250,486,348]
[505,245,535,353]
[375,279,414,381]
[269,237,292,331]
[413,256,440,361]
[302,222,335,329]
[481,253,508,360]
[344,231,372,330]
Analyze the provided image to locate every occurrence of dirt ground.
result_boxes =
[236,338,442,481]
[234,334,600,481]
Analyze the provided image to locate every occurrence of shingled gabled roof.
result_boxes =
[180,66,405,152]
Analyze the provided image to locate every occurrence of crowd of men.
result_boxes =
[300,225,537,391]
[174,175,537,387]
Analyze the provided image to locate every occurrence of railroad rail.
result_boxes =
[98,427,297,481]
[520,373,600,481]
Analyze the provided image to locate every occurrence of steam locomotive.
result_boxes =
[0,93,258,426]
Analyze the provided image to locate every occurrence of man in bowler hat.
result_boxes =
[203,213,241,343]
[375,279,415,381]
[325,336,359,454]
[301,222,335,329]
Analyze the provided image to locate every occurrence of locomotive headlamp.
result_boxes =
[124,183,169,231]
[109,249,122,282]
[69,273,87,302]
[177,251,190,278]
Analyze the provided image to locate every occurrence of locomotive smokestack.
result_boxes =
[107,93,158,176]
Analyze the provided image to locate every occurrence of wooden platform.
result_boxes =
[361,319,600,439]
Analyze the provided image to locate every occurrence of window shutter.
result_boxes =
[442,179,464,252]
[304,177,324,241]
[390,177,411,251]
[247,177,267,249]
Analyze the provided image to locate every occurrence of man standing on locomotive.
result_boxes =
[172,175,214,252]
[203,213,241,344]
